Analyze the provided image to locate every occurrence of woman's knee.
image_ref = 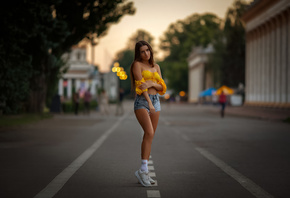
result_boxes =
[144,131,154,140]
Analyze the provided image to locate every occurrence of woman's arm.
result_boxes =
[138,80,162,91]
[132,62,155,114]
[138,64,164,91]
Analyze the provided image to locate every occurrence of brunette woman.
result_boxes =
[130,41,166,187]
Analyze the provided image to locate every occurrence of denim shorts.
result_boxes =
[134,94,161,112]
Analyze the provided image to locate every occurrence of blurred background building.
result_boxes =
[58,46,99,100]
[242,0,290,108]
[187,45,214,103]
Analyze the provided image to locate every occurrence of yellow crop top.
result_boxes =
[135,70,167,95]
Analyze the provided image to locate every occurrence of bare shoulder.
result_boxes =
[154,63,161,72]
[132,61,143,80]
[154,63,160,71]
[132,61,142,71]
[154,63,160,69]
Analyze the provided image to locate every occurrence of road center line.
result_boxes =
[34,112,129,198]
[195,147,274,198]
[147,190,161,197]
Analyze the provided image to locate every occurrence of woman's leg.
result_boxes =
[150,111,160,135]
[135,109,154,160]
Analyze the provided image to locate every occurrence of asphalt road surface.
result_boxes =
[1,101,289,198]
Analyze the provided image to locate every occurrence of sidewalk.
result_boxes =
[188,103,290,122]
[224,105,290,121]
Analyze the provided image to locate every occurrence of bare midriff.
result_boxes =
[147,87,157,95]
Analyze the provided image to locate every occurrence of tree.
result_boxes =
[127,29,155,50]
[208,0,248,87]
[159,13,222,93]
[0,0,135,114]
[0,0,61,113]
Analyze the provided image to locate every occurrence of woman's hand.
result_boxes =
[148,102,155,115]
[138,81,153,90]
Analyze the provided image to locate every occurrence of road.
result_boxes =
[0,101,289,198]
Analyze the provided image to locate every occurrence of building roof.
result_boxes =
[241,0,280,22]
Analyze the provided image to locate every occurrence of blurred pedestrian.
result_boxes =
[115,87,124,116]
[219,90,226,118]
[84,88,92,114]
[73,90,80,115]
[130,40,166,187]
[100,89,109,115]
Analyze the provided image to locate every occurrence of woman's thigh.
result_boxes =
[150,111,160,134]
[135,109,154,135]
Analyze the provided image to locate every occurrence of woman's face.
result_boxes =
[139,45,150,61]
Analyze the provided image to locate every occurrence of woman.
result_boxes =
[130,41,167,187]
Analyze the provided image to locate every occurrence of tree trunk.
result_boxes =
[28,74,47,113]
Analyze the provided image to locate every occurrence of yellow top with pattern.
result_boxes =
[135,70,167,95]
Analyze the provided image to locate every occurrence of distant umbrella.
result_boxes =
[215,85,234,95]
[199,87,217,97]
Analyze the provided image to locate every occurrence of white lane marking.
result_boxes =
[147,190,161,197]
[34,112,129,198]
[151,180,158,187]
[195,147,274,198]
[169,124,275,198]
[149,172,156,177]
[148,160,153,165]
[148,166,155,171]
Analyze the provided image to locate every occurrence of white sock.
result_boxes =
[140,159,148,173]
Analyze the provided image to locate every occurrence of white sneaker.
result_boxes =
[149,176,155,184]
[138,175,155,184]
[135,170,151,187]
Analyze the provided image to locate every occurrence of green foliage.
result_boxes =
[61,100,98,113]
[159,13,222,93]
[159,0,248,93]
[208,0,248,87]
[0,0,135,114]
[158,61,188,93]
[127,29,155,50]
[0,113,53,128]
[0,0,34,113]
[116,49,134,96]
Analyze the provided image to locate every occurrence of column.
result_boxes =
[67,79,72,98]
[275,16,281,104]
[270,19,276,103]
[85,80,89,91]
[281,12,287,103]
[287,9,290,103]
[91,80,96,96]
[261,25,266,102]
[257,28,262,102]
[245,32,251,102]
[75,79,81,91]
[251,31,256,102]
[265,23,270,103]
[252,30,257,102]
[58,79,63,96]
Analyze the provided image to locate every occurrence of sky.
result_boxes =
[86,0,252,72]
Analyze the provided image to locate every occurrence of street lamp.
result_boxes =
[112,62,128,81]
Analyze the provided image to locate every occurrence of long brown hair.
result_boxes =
[130,40,155,92]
